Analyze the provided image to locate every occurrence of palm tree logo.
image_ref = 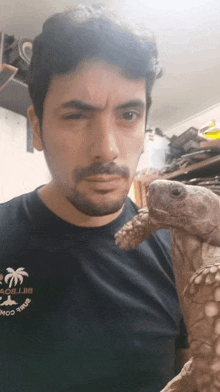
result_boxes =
[0,267,29,306]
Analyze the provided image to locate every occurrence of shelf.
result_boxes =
[0,32,32,117]
[0,76,31,116]
[134,155,220,205]
[164,154,220,180]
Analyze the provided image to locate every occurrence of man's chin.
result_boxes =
[66,192,127,217]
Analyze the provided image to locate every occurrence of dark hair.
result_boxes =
[27,4,160,123]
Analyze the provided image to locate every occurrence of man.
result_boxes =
[0,4,187,392]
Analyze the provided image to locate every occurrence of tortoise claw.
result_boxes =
[160,358,196,392]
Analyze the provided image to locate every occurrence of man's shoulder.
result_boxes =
[1,194,23,220]
[0,190,38,249]
[0,192,31,222]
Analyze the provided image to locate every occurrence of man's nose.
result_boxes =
[88,115,119,162]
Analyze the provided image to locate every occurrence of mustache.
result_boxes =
[73,162,130,183]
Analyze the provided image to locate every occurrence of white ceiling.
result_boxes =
[0,0,220,134]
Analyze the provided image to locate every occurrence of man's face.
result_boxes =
[33,59,148,216]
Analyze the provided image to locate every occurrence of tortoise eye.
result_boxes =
[171,188,182,196]
[169,183,186,199]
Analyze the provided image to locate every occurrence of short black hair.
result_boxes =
[27,4,160,123]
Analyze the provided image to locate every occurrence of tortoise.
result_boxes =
[115,179,220,392]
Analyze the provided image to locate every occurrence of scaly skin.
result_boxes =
[184,263,220,391]
[115,180,220,392]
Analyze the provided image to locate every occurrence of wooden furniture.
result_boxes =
[134,154,220,208]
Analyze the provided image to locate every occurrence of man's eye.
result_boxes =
[122,111,139,121]
[62,112,88,120]
[63,114,83,120]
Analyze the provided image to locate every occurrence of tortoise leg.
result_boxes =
[160,358,197,392]
[114,208,160,250]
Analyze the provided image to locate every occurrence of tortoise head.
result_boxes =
[148,180,220,244]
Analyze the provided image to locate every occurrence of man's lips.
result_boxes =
[84,175,122,183]
[74,163,130,183]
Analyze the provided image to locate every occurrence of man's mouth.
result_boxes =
[73,162,130,183]
[83,175,125,192]
[85,175,122,183]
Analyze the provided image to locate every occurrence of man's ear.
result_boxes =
[27,105,43,151]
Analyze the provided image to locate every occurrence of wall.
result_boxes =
[167,102,220,137]
[137,132,170,173]
[0,107,50,203]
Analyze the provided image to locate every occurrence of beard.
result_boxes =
[65,161,131,216]
[43,146,134,216]
[66,187,129,217]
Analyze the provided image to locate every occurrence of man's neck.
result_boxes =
[38,182,124,227]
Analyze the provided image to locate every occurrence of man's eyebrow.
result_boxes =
[60,100,100,111]
[116,99,145,110]
[59,99,146,111]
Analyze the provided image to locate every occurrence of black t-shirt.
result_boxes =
[0,189,185,392]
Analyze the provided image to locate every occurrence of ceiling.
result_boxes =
[0,0,220,134]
